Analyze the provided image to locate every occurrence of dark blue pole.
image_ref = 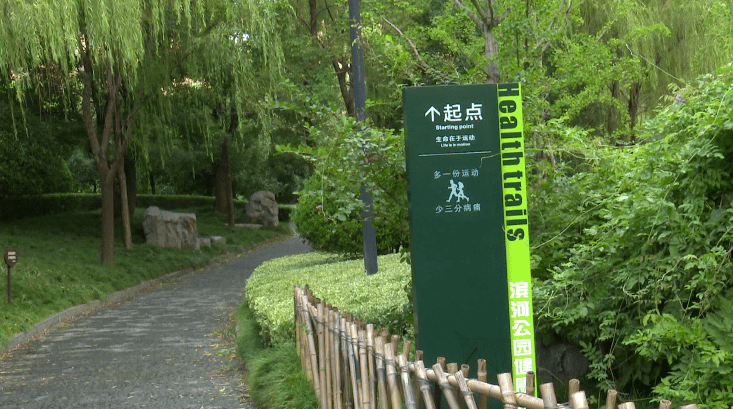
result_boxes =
[349,0,378,274]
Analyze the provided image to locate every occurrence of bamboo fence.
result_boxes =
[294,284,703,409]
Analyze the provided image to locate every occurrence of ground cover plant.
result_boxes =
[0,206,289,351]
[244,252,412,347]
[236,301,320,409]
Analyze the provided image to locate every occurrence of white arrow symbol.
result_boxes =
[424,106,440,122]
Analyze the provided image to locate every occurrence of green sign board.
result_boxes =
[404,83,535,399]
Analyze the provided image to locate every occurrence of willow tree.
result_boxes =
[561,0,733,140]
[0,0,282,263]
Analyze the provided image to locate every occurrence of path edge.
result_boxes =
[1,233,294,356]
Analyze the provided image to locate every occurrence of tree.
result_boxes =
[1,0,282,263]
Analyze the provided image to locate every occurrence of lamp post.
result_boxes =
[349,0,378,274]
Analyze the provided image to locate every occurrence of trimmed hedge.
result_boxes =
[0,193,293,222]
[245,252,411,347]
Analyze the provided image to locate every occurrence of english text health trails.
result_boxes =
[498,83,527,241]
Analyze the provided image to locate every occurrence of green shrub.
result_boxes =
[245,252,412,346]
[532,66,733,407]
[282,106,409,256]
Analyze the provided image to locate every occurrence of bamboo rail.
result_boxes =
[294,285,702,409]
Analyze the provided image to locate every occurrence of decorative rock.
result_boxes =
[197,237,211,247]
[245,191,279,227]
[142,206,200,249]
[210,236,227,245]
[536,338,590,382]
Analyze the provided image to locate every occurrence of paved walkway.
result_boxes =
[0,235,312,409]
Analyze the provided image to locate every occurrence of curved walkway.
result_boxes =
[0,234,312,409]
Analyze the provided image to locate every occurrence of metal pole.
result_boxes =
[6,266,11,304]
[349,0,378,274]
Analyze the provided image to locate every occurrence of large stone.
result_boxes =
[535,338,590,382]
[245,191,279,227]
[142,206,200,249]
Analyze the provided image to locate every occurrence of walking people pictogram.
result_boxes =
[447,179,469,203]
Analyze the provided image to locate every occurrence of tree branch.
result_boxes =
[453,0,484,27]
[382,18,427,67]
[494,8,511,26]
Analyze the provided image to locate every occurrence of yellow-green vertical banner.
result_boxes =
[497,83,536,393]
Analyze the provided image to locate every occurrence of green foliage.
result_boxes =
[277,95,409,256]
[67,148,98,193]
[0,97,78,197]
[245,252,412,347]
[235,303,319,409]
[532,67,733,406]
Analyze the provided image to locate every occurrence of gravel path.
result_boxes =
[0,234,312,409]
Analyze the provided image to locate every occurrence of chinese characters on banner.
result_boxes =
[498,83,536,393]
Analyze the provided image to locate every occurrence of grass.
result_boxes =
[0,205,290,351]
[236,302,319,409]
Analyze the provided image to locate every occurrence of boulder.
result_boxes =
[142,206,200,249]
[245,191,279,227]
[535,338,590,382]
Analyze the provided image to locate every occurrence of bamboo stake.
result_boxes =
[477,359,488,409]
[327,307,336,409]
[331,311,343,409]
[397,354,417,409]
[569,392,588,409]
[367,324,377,409]
[359,330,372,409]
[374,336,389,409]
[540,383,558,409]
[391,335,400,358]
[384,342,403,409]
[409,363,550,409]
[618,403,635,409]
[658,400,671,409]
[605,390,617,409]
[432,363,461,409]
[461,364,470,378]
[447,363,460,404]
[454,369,479,409]
[415,350,424,409]
[295,286,301,356]
[342,316,354,409]
[317,303,328,409]
[415,360,437,409]
[303,295,322,399]
[680,405,698,409]
[568,379,580,398]
[402,339,411,361]
[526,371,535,397]
[433,357,446,407]
[347,322,362,409]
[498,373,518,409]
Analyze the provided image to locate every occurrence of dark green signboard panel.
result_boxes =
[404,83,535,405]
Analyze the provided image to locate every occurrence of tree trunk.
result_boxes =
[627,82,641,143]
[118,161,132,249]
[149,172,156,195]
[214,157,227,214]
[214,137,235,226]
[333,58,355,116]
[78,32,127,264]
[126,154,137,221]
[484,25,500,83]
[100,170,116,264]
